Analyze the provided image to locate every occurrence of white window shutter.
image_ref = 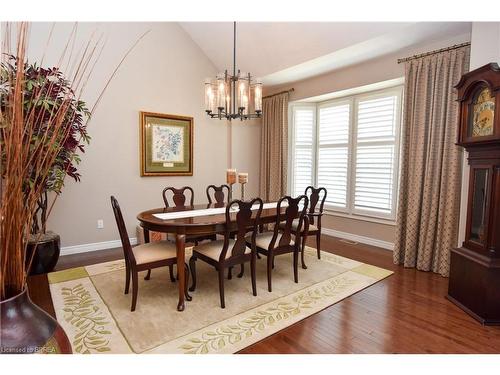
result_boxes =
[353,94,398,216]
[317,103,350,208]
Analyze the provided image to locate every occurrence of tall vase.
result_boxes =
[0,288,71,354]
[26,232,61,275]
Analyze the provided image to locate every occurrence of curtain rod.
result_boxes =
[263,88,294,99]
[397,42,471,64]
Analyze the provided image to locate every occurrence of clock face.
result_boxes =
[470,88,495,137]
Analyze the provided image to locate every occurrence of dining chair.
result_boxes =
[188,198,263,308]
[162,185,216,244]
[206,184,230,205]
[279,186,327,268]
[162,186,194,208]
[251,195,308,292]
[111,196,191,311]
[207,183,242,277]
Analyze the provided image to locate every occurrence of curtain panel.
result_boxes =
[394,45,470,277]
[259,92,289,201]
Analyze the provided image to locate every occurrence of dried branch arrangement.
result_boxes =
[0,22,148,300]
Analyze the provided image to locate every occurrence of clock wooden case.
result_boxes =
[448,63,500,325]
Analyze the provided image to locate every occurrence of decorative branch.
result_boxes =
[0,22,150,299]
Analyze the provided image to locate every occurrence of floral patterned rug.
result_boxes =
[48,246,392,354]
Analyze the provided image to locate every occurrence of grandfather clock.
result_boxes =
[448,63,500,325]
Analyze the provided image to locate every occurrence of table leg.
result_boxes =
[176,233,186,311]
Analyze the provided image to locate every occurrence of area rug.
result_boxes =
[48,246,392,354]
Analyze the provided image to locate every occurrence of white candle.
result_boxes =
[238,172,248,184]
[226,169,237,184]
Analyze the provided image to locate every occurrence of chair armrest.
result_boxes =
[307,212,323,217]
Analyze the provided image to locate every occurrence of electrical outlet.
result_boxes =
[97,219,104,229]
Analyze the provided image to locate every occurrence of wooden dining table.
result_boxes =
[137,203,287,312]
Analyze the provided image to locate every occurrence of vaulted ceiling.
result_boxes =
[179,22,471,86]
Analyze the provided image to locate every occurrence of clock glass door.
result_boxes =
[469,168,489,245]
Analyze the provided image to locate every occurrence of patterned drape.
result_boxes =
[259,92,289,201]
[394,45,470,277]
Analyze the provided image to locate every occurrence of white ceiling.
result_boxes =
[179,22,471,86]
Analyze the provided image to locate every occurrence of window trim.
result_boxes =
[288,102,317,197]
[289,84,403,222]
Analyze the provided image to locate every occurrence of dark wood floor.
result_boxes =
[28,235,500,354]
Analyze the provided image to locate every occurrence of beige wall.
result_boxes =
[20,22,254,248]
[264,32,471,246]
[229,120,261,199]
[19,23,480,250]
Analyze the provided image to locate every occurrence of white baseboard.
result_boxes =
[321,228,394,251]
[60,238,136,256]
[59,229,392,256]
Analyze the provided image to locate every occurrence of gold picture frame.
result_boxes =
[140,111,193,176]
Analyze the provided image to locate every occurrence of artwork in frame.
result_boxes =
[140,111,193,176]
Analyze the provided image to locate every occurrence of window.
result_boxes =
[289,86,402,220]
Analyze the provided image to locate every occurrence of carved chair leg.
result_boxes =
[301,235,308,269]
[124,267,131,295]
[131,271,139,312]
[189,256,197,292]
[272,256,275,269]
[237,263,244,278]
[293,249,299,283]
[316,232,321,259]
[218,268,226,309]
[144,269,151,280]
[169,264,176,283]
[227,267,233,280]
[267,253,273,292]
[251,255,257,296]
[184,263,192,301]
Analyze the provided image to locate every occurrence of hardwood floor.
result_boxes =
[28,235,500,354]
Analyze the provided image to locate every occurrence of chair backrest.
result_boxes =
[272,195,308,249]
[206,184,230,205]
[304,186,327,226]
[162,186,194,208]
[110,196,136,264]
[219,198,263,262]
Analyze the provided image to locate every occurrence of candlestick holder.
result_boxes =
[228,183,235,201]
[238,172,248,201]
[240,182,246,200]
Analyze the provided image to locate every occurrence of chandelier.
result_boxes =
[204,22,263,121]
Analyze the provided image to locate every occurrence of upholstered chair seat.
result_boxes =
[254,232,295,250]
[194,239,251,261]
[278,219,318,233]
[132,241,177,265]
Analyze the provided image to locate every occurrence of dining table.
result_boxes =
[137,202,288,312]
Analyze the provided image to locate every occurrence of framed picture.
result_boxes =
[140,111,193,176]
